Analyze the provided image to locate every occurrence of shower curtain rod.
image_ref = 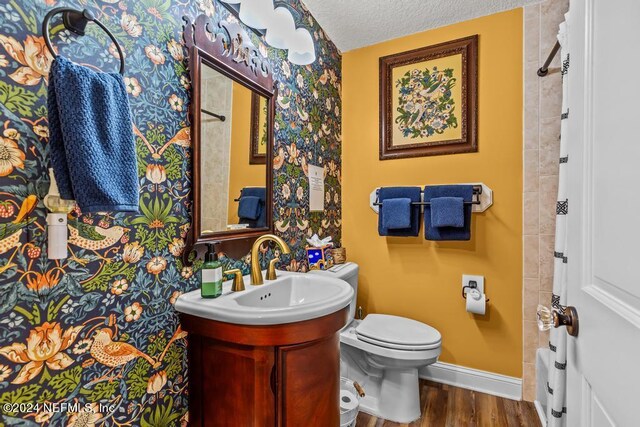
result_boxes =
[201,108,226,121]
[538,40,561,77]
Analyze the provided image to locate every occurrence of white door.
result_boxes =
[565,0,640,426]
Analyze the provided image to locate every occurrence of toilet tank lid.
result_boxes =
[309,262,359,281]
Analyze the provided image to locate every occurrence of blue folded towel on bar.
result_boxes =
[431,197,465,228]
[381,198,411,229]
[238,196,261,220]
[424,185,474,241]
[378,187,421,237]
[238,187,266,228]
[48,56,138,212]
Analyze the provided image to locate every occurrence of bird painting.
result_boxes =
[89,328,159,381]
[0,227,22,256]
[133,123,190,160]
[273,146,285,170]
[157,325,187,364]
[0,195,37,260]
[68,220,129,251]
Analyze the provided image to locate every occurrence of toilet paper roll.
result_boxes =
[339,390,359,412]
[466,288,486,315]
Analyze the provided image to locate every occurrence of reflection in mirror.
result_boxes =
[200,63,267,235]
[250,93,268,164]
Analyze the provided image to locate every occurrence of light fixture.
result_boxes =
[219,0,266,37]
[287,28,315,65]
[238,0,273,30]
[219,0,316,65]
[264,7,296,49]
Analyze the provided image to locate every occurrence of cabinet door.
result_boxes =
[276,334,340,426]
[196,337,276,427]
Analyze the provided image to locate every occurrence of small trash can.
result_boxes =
[340,377,363,427]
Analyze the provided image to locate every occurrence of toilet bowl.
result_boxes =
[310,263,442,423]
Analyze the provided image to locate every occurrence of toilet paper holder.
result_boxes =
[462,280,489,303]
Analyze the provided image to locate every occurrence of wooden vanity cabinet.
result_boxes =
[180,307,348,426]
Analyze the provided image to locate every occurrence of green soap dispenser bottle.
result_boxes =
[201,243,223,298]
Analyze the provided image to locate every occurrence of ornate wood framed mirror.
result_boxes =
[183,15,276,261]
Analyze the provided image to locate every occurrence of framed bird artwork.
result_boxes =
[379,35,478,159]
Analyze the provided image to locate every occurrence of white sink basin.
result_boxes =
[175,270,353,325]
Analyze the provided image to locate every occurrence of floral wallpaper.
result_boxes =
[0,0,341,424]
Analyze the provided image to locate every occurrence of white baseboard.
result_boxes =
[419,361,522,401]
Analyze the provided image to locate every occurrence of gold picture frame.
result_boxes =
[250,92,268,164]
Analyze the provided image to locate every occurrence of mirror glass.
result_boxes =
[200,62,268,235]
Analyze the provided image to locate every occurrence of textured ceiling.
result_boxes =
[302,0,536,52]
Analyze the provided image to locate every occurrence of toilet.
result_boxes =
[311,263,442,423]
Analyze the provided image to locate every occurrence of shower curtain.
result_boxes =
[546,14,570,427]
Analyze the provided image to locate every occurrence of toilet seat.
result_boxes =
[355,314,441,351]
[356,333,441,351]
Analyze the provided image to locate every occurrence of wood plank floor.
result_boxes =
[355,380,540,427]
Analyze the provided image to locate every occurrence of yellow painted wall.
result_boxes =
[342,9,523,377]
[228,82,266,224]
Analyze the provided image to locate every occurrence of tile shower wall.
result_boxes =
[522,0,569,402]
[0,0,341,424]
[200,69,232,232]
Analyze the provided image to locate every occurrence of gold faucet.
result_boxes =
[266,258,280,281]
[224,269,245,292]
[250,234,290,285]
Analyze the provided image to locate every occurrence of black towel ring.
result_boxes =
[42,7,125,75]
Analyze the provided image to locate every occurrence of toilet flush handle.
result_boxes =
[537,305,579,337]
[353,381,365,397]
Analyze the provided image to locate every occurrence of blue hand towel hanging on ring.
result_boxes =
[48,56,138,213]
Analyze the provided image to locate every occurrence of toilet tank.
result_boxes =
[309,262,359,324]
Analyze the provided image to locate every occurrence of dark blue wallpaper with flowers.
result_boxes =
[0,0,341,424]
